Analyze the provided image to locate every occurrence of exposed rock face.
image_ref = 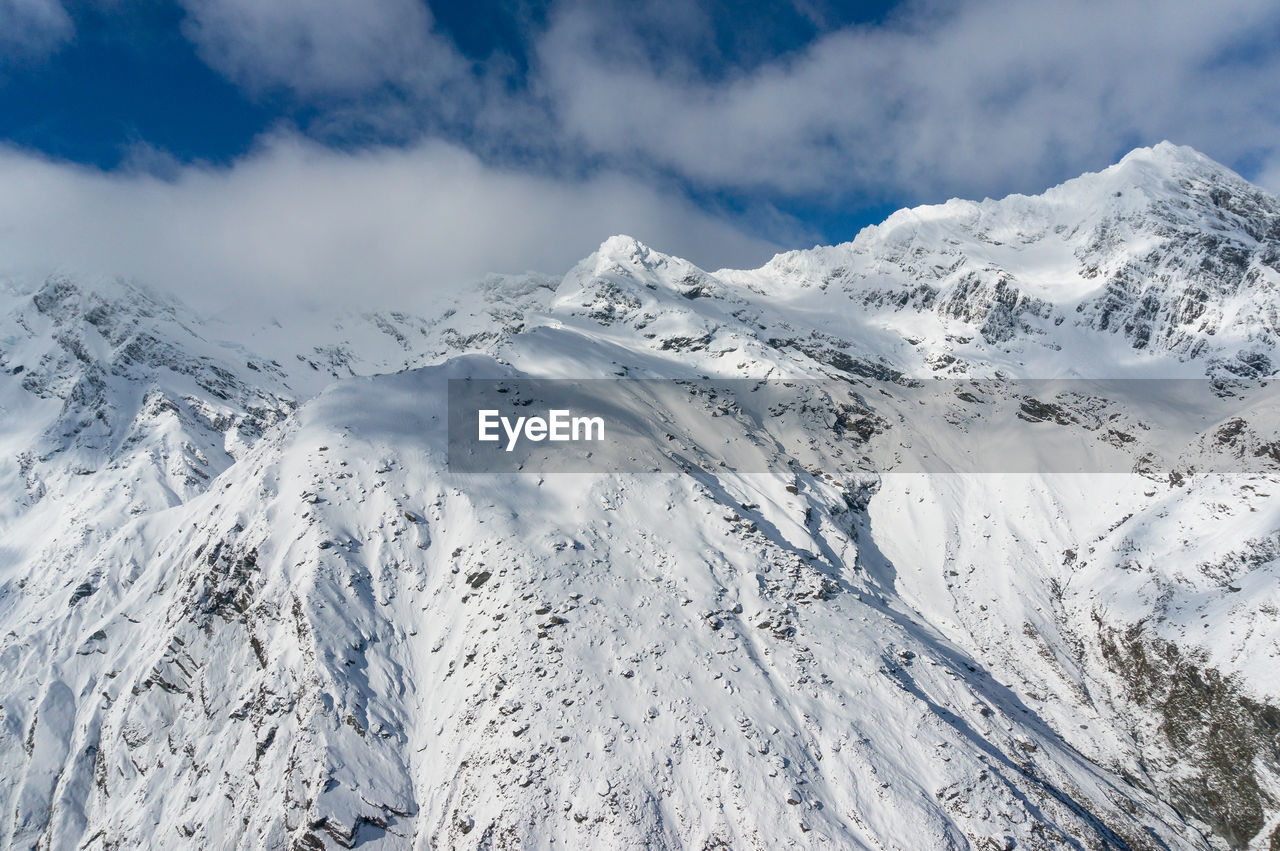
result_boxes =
[1,144,1279,849]
[1096,624,1280,849]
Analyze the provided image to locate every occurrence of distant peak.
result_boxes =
[1113,141,1211,170]
[1122,140,1190,161]
[595,234,651,259]
[1104,142,1253,188]
[585,235,677,275]
[30,273,164,315]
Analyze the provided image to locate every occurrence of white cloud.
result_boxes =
[534,0,1280,201]
[0,0,72,64]
[162,0,1280,209]
[0,137,780,315]
[178,0,454,96]
[1258,155,1280,196]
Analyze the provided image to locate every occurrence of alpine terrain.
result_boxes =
[2,142,1279,850]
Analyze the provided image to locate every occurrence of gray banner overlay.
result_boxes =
[447,378,1280,475]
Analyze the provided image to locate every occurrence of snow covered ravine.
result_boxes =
[1,142,1279,849]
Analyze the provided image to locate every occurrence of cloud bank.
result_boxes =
[150,0,1280,218]
[534,0,1280,201]
[148,0,1280,206]
[0,137,781,314]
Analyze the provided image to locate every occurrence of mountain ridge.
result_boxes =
[2,145,1279,849]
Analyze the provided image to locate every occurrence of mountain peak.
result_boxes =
[588,234,709,274]
[1103,140,1242,185]
[1066,141,1262,204]
[597,233,646,254]
[1118,140,1202,166]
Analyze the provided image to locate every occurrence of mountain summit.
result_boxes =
[1,146,1279,849]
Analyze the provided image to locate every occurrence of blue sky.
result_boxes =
[1,0,1279,308]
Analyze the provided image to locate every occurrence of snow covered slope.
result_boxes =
[2,143,1279,849]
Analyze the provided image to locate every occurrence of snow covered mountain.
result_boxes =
[1,142,1279,849]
